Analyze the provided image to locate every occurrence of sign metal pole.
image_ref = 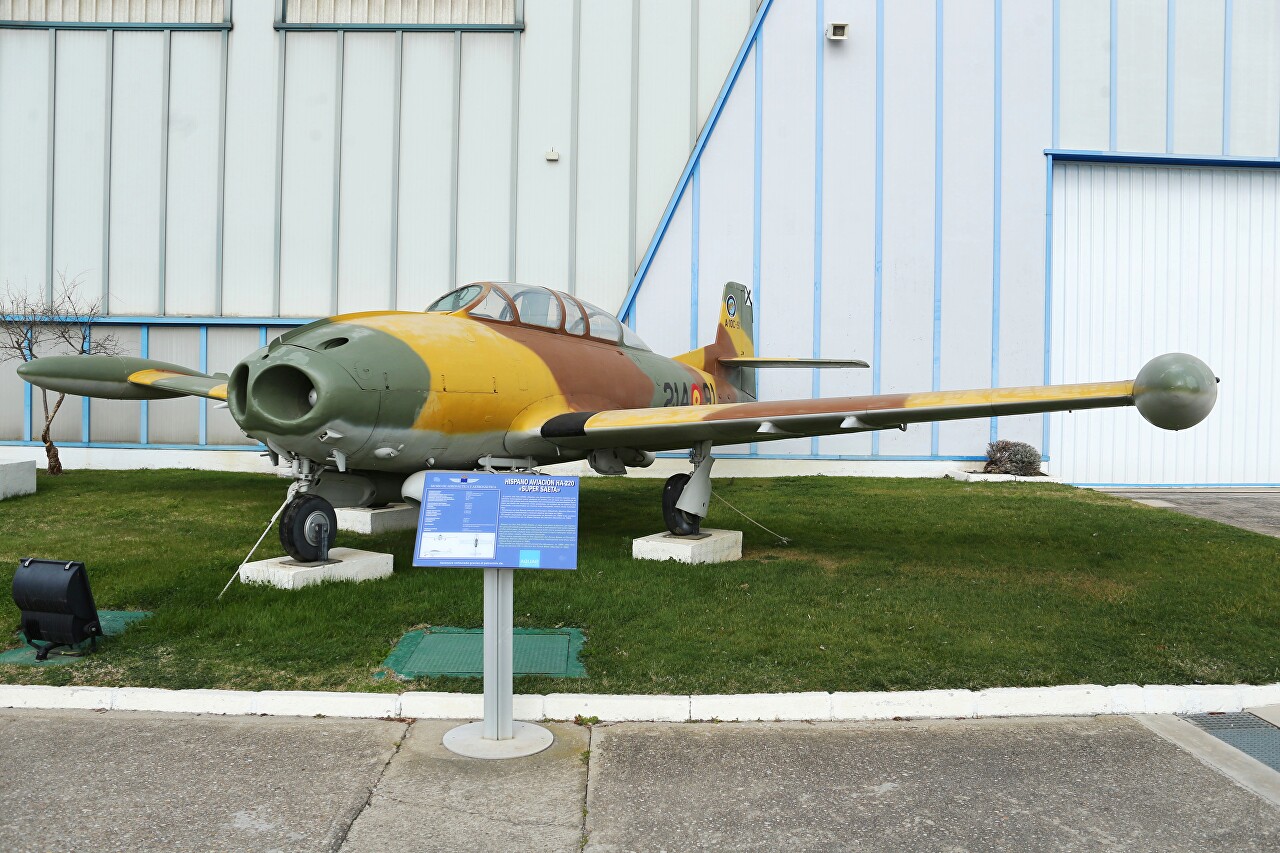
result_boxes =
[482,567,513,741]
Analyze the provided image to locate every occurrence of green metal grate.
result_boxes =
[382,626,587,679]
[0,610,152,667]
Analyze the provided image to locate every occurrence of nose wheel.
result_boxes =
[279,493,338,562]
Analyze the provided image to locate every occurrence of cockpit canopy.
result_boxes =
[426,283,651,351]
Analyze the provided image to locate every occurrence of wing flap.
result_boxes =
[127,369,228,401]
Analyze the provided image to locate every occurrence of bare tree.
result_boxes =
[0,274,121,475]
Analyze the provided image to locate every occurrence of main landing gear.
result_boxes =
[661,441,715,536]
[279,493,337,562]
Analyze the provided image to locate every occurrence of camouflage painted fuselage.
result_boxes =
[228,309,740,474]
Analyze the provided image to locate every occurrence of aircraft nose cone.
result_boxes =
[1133,353,1218,431]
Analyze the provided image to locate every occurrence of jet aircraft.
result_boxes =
[19,281,1218,561]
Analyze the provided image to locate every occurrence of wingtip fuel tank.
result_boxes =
[1133,352,1219,431]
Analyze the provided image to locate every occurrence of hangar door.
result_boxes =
[1048,161,1279,486]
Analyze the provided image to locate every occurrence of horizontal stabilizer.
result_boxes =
[719,357,870,369]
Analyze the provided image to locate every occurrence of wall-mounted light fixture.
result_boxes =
[826,22,849,40]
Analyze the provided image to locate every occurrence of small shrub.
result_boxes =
[983,440,1042,476]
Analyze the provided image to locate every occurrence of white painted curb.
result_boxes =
[2,682,1278,722]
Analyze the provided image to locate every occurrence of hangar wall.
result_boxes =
[623,0,1279,485]
[0,0,756,451]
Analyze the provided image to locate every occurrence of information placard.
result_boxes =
[412,473,579,569]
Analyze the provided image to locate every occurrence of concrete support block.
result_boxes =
[544,693,691,722]
[0,459,36,500]
[112,688,256,715]
[632,529,743,564]
[251,690,400,719]
[0,684,114,710]
[691,692,831,721]
[336,503,420,535]
[831,689,977,721]
[238,548,394,590]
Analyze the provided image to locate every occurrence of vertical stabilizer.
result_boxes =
[674,282,758,400]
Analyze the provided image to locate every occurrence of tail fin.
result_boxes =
[675,282,758,399]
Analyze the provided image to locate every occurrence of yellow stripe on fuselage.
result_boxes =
[344,313,565,433]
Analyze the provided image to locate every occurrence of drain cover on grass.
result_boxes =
[382,627,586,678]
[1185,712,1280,772]
[0,610,152,667]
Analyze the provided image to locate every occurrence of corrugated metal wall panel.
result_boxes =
[995,0,1053,449]
[285,0,515,25]
[107,31,165,315]
[145,326,199,442]
[1057,0,1110,152]
[696,0,753,132]
[219,0,277,317]
[454,31,514,286]
[336,31,396,313]
[278,32,339,316]
[1227,0,1280,158]
[395,31,455,309]
[513,0,571,291]
[206,326,258,443]
[1050,162,1280,485]
[815,0,874,458]
[572,0,633,312]
[0,30,51,300]
[1171,0,1225,155]
[0,358,24,439]
[634,192,692,362]
[756,0,815,457]
[0,0,226,22]
[1115,0,1166,155]
[51,30,108,296]
[89,326,141,442]
[164,30,222,315]
[635,0,693,260]
[876,0,936,457]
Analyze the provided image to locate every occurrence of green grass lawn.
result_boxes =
[0,469,1277,695]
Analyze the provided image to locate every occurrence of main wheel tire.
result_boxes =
[279,494,338,562]
[661,473,702,536]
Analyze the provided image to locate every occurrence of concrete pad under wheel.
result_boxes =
[632,528,742,564]
[336,503,420,534]
[239,547,393,589]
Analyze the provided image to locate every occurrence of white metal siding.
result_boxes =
[285,0,515,25]
[1050,162,1280,485]
[0,0,227,22]
[0,30,51,301]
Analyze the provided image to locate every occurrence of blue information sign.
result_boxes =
[412,472,579,570]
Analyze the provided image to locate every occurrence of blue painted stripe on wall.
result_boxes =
[1222,0,1233,155]
[617,0,777,323]
[0,441,262,452]
[811,0,825,456]
[750,26,764,456]
[81,327,90,442]
[931,0,943,457]
[1109,0,1118,151]
[872,0,884,457]
[259,325,268,347]
[1042,155,1055,456]
[690,163,701,352]
[990,0,1003,444]
[22,379,32,443]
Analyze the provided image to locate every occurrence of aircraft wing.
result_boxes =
[537,354,1217,453]
[17,355,227,401]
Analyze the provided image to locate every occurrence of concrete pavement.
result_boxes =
[1103,488,1280,538]
[3,710,1280,852]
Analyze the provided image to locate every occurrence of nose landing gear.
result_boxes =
[661,441,715,536]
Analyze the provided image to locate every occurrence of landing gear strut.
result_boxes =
[661,441,715,536]
[279,493,337,562]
